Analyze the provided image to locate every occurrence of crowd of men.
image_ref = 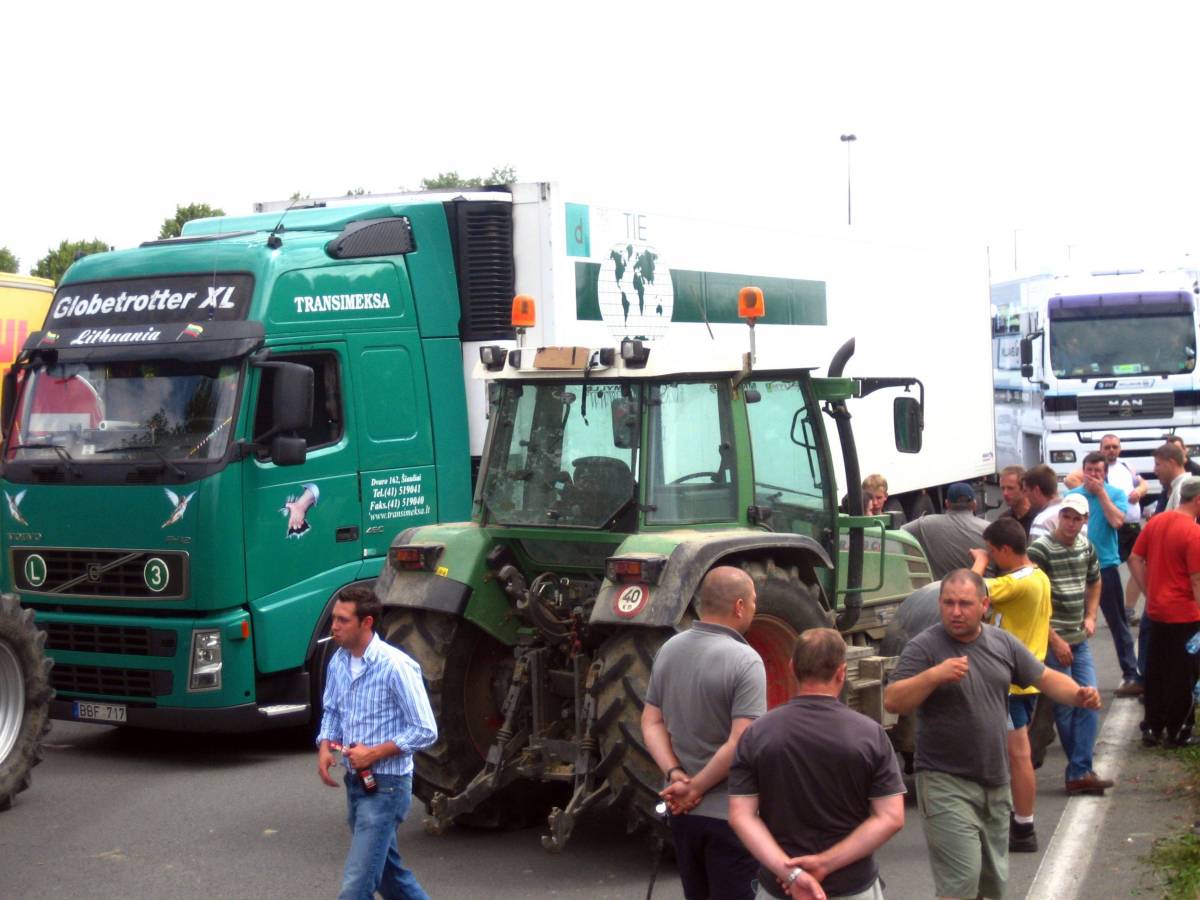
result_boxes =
[307,434,1200,900]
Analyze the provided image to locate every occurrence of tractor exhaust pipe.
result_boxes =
[828,338,863,632]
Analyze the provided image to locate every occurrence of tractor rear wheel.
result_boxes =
[740,558,832,709]
[0,594,54,811]
[383,608,556,828]
[591,625,676,833]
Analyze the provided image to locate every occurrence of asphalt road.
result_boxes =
[1,615,1135,900]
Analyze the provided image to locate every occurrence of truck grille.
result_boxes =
[11,547,188,599]
[51,663,171,698]
[1076,393,1174,422]
[38,621,177,657]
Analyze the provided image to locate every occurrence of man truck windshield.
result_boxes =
[1050,314,1196,377]
[6,358,240,463]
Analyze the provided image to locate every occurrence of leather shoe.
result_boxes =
[1066,772,1114,795]
[1115,679,1144,698]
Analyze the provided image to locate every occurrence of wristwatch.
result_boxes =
[784,868,804,887]
[666,765,685,778]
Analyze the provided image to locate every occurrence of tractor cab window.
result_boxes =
[645,381,737,525]
[745,378,831,533]
[480,381,637,529]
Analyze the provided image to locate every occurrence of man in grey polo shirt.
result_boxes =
[642,565,768,900]
[885,569,1102,899]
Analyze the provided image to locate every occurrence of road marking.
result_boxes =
[1027,698,1143,899]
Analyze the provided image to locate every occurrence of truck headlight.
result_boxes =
[189,629,222,691]
[1050,451,1076,464]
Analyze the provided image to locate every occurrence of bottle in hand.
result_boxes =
[347,742,377,792]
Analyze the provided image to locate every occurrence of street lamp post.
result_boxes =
[839,133,857,225]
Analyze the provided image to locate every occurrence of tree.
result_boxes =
[419,166,517,190]
[0,247,17,274]
[159,203,225,239]
[32,239,113,284]
[345,187,368,197]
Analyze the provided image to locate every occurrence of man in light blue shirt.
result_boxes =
[1067,452,1136,696]
[317,587,437,900]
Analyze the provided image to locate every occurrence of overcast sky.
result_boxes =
[5,1,1198,281]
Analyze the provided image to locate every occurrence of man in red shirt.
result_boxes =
[1128,477,1200,748]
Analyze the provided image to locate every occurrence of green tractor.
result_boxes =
[376,323,934,851]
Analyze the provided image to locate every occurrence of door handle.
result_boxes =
[336,526,359,543]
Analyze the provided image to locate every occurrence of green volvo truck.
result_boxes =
[0,182,958,736]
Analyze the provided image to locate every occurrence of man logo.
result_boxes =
[1106,397,1144,417]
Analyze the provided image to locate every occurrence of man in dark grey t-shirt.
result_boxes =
[642,566,767,900]
[730,628,904,900]
[885,569,1102,900]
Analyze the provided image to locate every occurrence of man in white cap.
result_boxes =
[1027,492,1114,794]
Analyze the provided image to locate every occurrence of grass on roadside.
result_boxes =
[1146,744,1200,899]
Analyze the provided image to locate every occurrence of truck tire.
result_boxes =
[383,609,556,828]
[0,594,54,811]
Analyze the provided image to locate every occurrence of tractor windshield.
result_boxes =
[644,381,738,525]
[480,381,638,529]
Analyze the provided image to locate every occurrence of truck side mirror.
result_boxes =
[1,368,17,435]
[1019,336,1034,366]
[272,362,314,433]
[270,435,307,467]
[894,396,922,453]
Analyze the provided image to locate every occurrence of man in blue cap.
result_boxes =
[902,483,989,580]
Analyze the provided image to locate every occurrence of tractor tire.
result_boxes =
[591,625,678,833]
[739,558,832,709]
[0,594,54,811]
[382,608,556,829]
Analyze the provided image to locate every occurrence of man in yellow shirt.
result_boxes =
[970,516,1052,854]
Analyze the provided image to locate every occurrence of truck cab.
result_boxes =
[1,202,494,730]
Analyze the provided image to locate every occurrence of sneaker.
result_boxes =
[1143,729,1162,748]
[1165,733,1200,749]
[1009,817,1038,852]
[1115,679,1145,698]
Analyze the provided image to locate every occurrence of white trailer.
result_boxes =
[992,267,1200,495]
[259,183,997,510]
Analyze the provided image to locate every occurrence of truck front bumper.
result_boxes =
[49,698,309,732]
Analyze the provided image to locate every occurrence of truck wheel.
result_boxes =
[383,609,556,828]
[591,625,677,833]
[740,558,831,708]
[0,594,54,811]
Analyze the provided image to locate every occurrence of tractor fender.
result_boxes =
[591,531,833,627]
[374,524,474,617]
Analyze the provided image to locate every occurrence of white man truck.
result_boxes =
[992,267,1200,494]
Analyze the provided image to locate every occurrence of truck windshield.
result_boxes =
[480,382,638,529]
[1050,314,1196,377]
[6,358,241,463]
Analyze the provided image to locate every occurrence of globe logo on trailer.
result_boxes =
[597,242,674,341]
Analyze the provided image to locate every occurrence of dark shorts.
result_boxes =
[1007,694,1037,730]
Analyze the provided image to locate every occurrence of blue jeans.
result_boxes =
[1045,639,1099,781]
[1099,566,1138,681]
[340,772,428,900]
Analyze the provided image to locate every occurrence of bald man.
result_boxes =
[642,566,769,900]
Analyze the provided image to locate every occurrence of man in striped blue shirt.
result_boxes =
[317,586,438,900]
